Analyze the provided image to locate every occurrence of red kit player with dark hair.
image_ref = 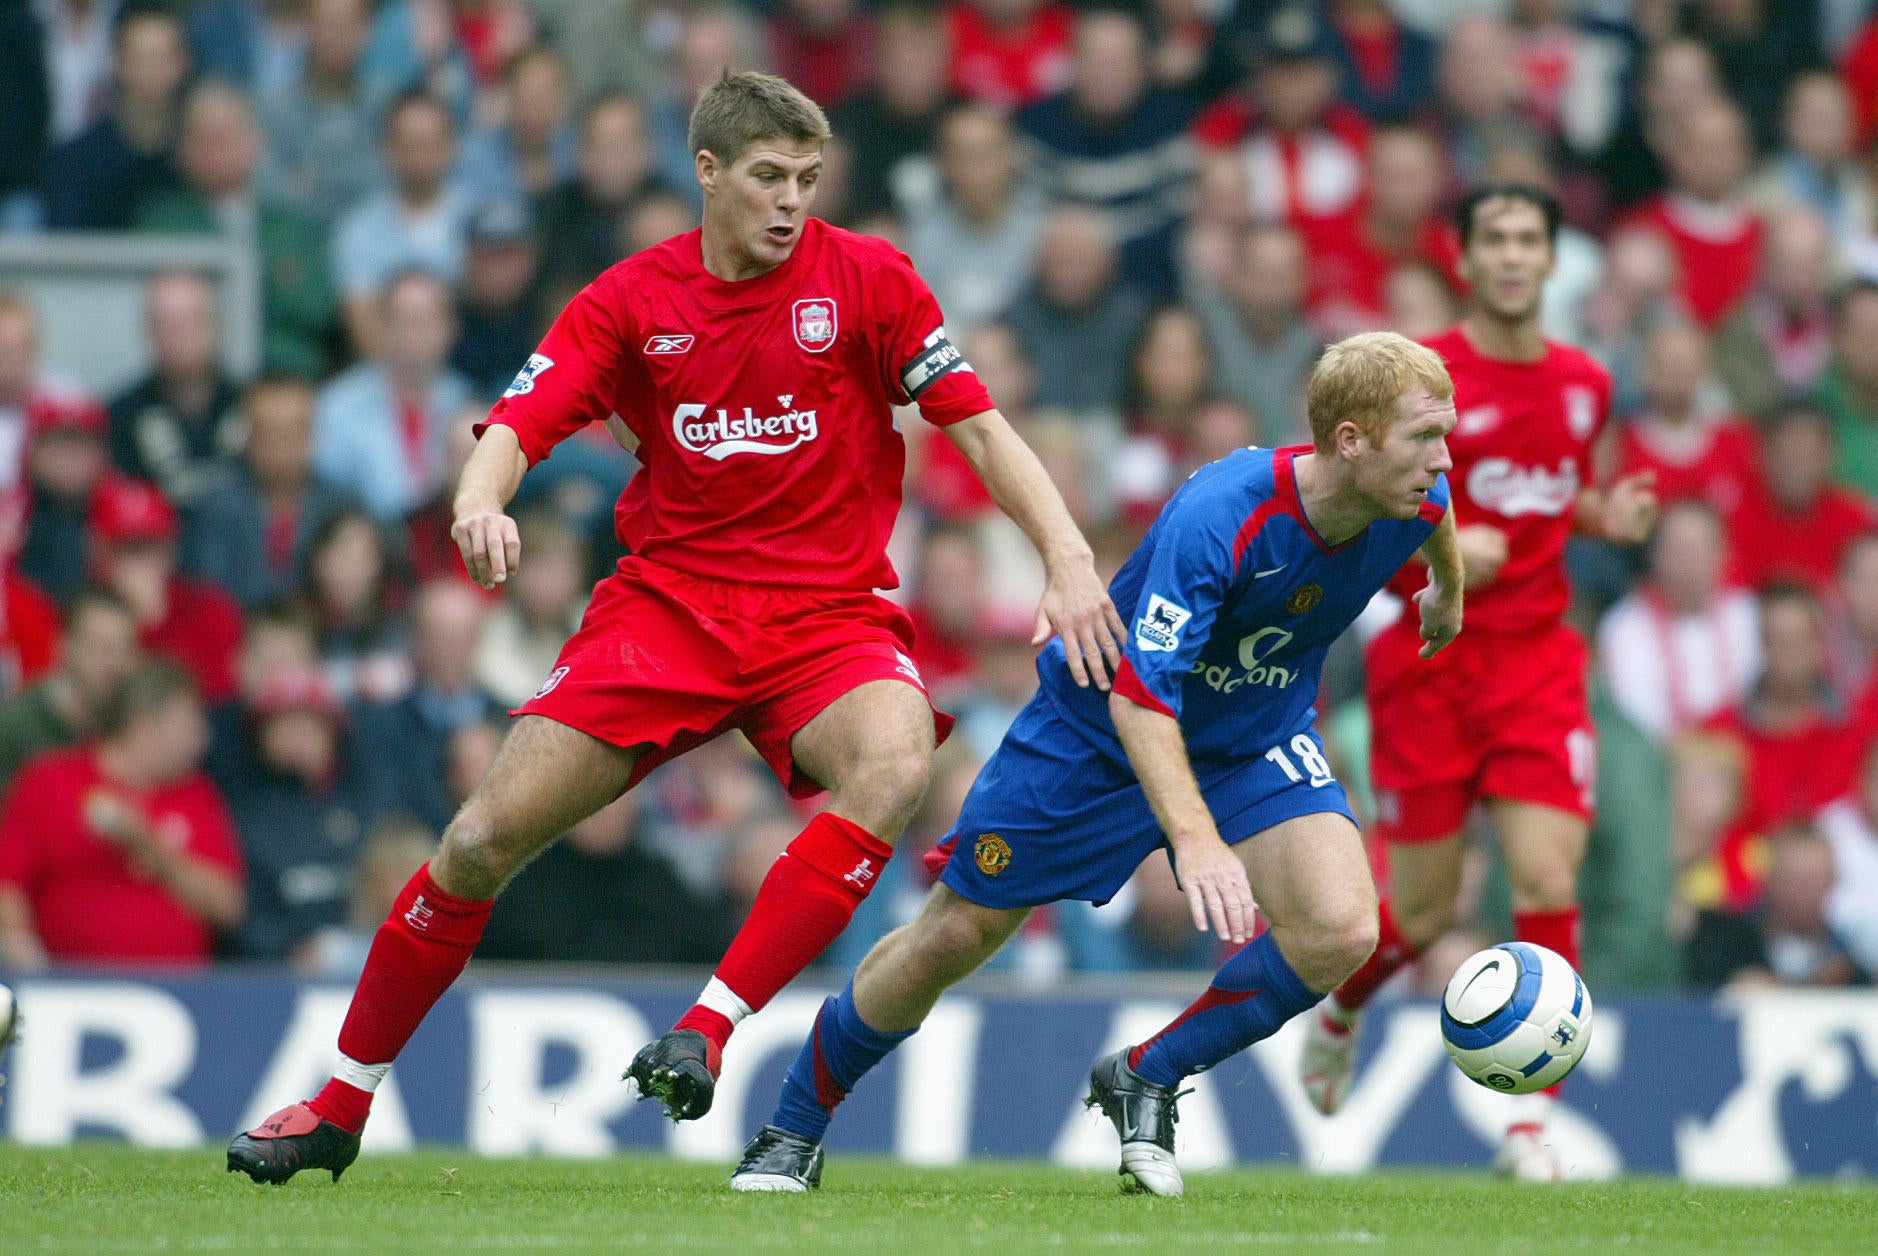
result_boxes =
[228,69,1121,1183]
[1297,184,1657,1180]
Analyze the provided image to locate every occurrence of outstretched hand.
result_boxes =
[1036,556,1125,691]
[1175,838,1254,945]
[1414,580,1462,659]
[1601,470,1659,545]
[454,507,522,589]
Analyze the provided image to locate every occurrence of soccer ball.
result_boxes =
[0,981,17,1051]
[1440,942,1592,1094]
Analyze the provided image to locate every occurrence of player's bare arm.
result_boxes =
[945,408,1125,689]
[1109,690,1253,944]
[451,424,529,588]
[1414,508,1464,658]
[1575,469,1659,545]
[0,887,49,970]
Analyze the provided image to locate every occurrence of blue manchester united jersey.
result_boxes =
[1041,444,1449,761]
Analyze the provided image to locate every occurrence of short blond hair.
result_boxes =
[1306,332,1454,451]
[689,69,830,168]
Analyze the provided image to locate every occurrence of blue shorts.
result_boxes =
[939,692,1354,910]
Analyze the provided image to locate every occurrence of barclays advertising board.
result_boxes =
[2,972,1875,1183]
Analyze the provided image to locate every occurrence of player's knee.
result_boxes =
[1310,905,1381,986]
[914,901,1009,980]
[864,740,934,820]
[1392,895,1457,951]
[1508,862,1577,912]
[436,805,520,899]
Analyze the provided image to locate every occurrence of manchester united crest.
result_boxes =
[1286,583,1325,615]
[974,833,1012,876]
[793,298,837,353]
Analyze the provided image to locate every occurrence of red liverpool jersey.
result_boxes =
[1395,327,1612,632]
[480,219,993,590]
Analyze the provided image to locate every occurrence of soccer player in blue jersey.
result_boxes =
[730,331,1465,1196]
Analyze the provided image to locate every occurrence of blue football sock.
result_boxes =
[771,982,916,1143]
[1132,931,1318,1087]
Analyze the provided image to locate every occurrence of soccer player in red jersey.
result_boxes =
[1296,184,1657,1180]
[227,70,1121,1183]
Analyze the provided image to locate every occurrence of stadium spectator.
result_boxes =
[0,491,58,699]
[351,577,498,833]
[645,6,765,208]
[1111,304,1212,521]
[18,389,113,604]
[949,602,1044,758]
[1686,0,1824,154]
[204,596,320,780]
[1598,499,1760,742]
[331,90,474,358]
[91,477,246,705]
[1814,280,1878,498]
[1828,533,1878,707]
[218,665,374,961]
[471,509,587,709]
[40,0,120,148]
[451,199,545,401]
[1189,223,1317,447]
[1383,263,1459,342]
[46,4,190,231]
[0,658,243,970]
[1596,36,1724,214]
[1712,206,1838,418]
[1711,824,1859,988]
[768,0,873,109]
[296,816,435,978]
[944,0,1073,111]
[1748,70,1868,238]
[185,0,307,99]
[1001,206,1146,417]
[1728,403,1875,592]
[1322,0,1436,125]
[1693,583,1854,932]
[1301,122,1459,338]
[535,93,667,312]
[900,104,1043,342]
[458,44,577,207]
[353,0,478,121]
[106,271,246,515]
[1429,13,1531,193]
[904,522,988,706]
[0,584,138,790]
[478,787,732,964]
[522,0,656,107]
[1198,3,1366,231]
[1504,0,1634,165]
[1622,95,1763,328]
[257,0,387,231]
[1,291,103,493]
[1813,740,1878,981]
[302,507,411,704]
[1580,224,1685,416]
[0,0,50,231]
[1017,6,1196,299]
[1610,320,1762,518]
[314,269,473,524]
[183,374,355,609]
[134,82,337,381]
[829,1,957,229]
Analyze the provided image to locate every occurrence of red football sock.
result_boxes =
[306,864,494,1134]
[1515,905,1581,1100]
[679,813,891,1051]
[1330,898,1417,1013]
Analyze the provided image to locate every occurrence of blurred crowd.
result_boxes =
[4,0,1878,997]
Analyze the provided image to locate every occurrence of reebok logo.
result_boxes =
[405,895,435,932]
[645,334,694,354]
[844,858,877,889]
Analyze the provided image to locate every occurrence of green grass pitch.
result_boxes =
[4,1144,1877,1254]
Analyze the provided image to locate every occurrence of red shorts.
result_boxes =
[519,557,954,798]
[1365,619,1595,843]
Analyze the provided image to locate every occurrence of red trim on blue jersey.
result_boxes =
[1113,656,1176,718]
[1273,446,1358,553]
[1417,497,1447,524]
[1230,497,1284,571]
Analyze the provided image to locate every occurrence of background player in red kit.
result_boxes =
[227,70,1121,1183]
[1296,185,1657,1180]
